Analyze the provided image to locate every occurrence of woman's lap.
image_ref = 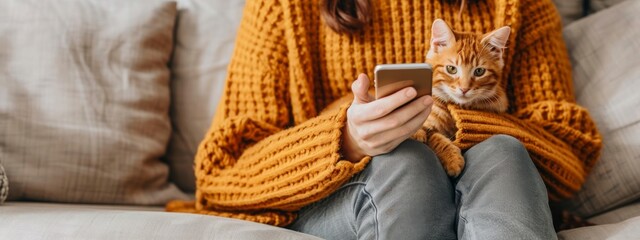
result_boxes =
[288,135,556,240]
[288,139,457,240]
[454,135,556,240]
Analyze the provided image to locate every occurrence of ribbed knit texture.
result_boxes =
[166,0,603,226]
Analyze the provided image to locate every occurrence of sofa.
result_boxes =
[1,0,639,239]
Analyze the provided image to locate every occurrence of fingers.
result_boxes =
[344,71,436,158]
[355,86,417,121]
[351,73,374,104]
[383,102,432,142]
[360,95,433,138]
[366,103,432,153]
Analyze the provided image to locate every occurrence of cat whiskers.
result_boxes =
[476,91,500,104]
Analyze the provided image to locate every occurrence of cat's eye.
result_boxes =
[446,65,457,74]
[474,68,486,77]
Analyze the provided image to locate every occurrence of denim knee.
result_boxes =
[462,134,543,186]
[484,134,526,151]
[455,135,554,240]
[359,139,457,240]
[468,135,533,167]
[366,139,447,186]
[356,139,456,209]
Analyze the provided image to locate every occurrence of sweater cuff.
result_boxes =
[448,105,589,200]
[195,102,370,212]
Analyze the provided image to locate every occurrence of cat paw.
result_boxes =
[443,149,465,177]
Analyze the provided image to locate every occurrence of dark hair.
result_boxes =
[321,0,371,34]
[321,0,468,34]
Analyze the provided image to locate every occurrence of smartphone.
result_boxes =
[374,63,433,100]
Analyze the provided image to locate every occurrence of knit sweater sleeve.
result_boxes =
[449,1,602,201]
[166,0,369,226]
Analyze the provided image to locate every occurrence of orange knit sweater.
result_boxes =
[166,0,602,227]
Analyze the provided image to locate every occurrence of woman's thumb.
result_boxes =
[352,73,373,104]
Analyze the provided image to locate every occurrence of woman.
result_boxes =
[167,0,602,239]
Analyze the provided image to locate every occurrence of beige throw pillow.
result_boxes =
[0,0,188,204]
[165,0,245,192]
[562,0,640,217]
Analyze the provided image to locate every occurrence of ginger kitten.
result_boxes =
[424,19,511,177]
[323,19,510,177]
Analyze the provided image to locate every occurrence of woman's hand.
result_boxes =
[342,73,433,162]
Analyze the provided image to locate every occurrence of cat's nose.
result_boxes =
[460,88,470,95]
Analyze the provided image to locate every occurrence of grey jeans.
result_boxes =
[288,135,557,240]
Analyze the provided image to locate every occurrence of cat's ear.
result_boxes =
[427,19,456,60]
[481,26,511,56]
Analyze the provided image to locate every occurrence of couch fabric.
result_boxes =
[0,0,187,204]
[561,0,640,218]
[558,215,640,240]
[557,199,640,238]
[589,201,640,225]
[0,202,320,240]
[552,0,586,25]
[589,0,629,12]
[166,0,245,193]
[559,200,640,240]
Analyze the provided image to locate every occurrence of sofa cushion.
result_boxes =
[561,0,640,217]
[165,0,245,192]
[589,201,640,225]
[552,0,586,26]
[0,202,321,240]
[589,0,629,13]
[557,215,640,240]
[0,0,187,204]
